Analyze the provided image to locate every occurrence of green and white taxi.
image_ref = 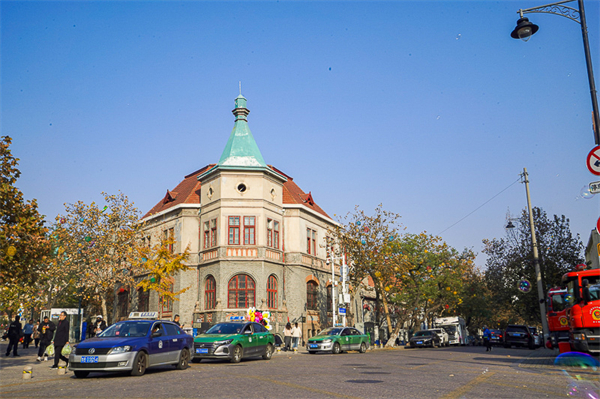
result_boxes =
[192,321,274,363]
[307,327,369,354]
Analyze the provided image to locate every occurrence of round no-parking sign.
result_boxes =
[587,146,600,175]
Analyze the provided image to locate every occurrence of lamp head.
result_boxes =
[511,17,539,41]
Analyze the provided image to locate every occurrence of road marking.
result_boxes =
[441,371,496,399]
[237,374,360,399]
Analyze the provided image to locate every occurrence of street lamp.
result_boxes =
[511,0,600,145]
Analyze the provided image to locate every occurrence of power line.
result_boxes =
[437,177,522,236]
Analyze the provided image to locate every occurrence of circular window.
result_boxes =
[237,183,247,193]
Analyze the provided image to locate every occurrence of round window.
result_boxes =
[237,183,247,193]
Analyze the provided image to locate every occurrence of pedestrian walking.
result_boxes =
[22,319,34,348]
[32,321,40,348]
[5,315,22,356]
[283,322,292,351]
[51,311,70,369]
[291,322,302,350]
[37,316,55,362]
[483,326,492,352]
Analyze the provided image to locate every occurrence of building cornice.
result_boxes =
[140,204,200,224]
[283,204,339,226]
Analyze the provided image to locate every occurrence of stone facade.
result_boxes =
[132,94,354,340]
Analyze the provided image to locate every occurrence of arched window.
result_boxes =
[267,275,277,309]
[307,281,318,310]
[138,288,149,312]
[205,276,216,310]
[228,274,255,308]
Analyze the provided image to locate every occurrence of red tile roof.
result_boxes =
[143,164,331,220]
[142,165,214,219]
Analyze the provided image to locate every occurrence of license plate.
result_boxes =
[196,348,208,354]
[417,341,423,345]
[81,356,98,363]
[309,344,318,348]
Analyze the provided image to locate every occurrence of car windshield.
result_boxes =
[98,321,151,338]
[431,330,443,334]
[315,328,344,337]
[205,323,245,334]
[441,325,456,334]
[414,331,432,337]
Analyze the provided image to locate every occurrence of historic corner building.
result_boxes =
[131,93,353,339]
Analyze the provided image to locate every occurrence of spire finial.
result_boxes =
[239,81,242,95]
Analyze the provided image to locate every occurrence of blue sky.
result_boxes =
[2,0,599,267]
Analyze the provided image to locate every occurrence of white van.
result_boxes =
[429,328,450,347]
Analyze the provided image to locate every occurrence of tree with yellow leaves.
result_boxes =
[1,136,50,316]
[133,236,191,319]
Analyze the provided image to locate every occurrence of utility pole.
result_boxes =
[522,168,550,341]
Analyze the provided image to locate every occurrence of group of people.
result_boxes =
[283,322,302,350]
[4,312,72,369]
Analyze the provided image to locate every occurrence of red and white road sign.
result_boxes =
[587,146,600,175]
[597,216,600,235]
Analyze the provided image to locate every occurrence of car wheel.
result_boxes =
[191,357,202,363]
[359,342,367,353]
[262,344,273,360]
[230,345,242,363]
[332,343,341,354]
[73,370,89,378]
[130,351,147,376]
[176,348,190,370]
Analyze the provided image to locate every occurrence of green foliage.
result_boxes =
[483,207,584,325]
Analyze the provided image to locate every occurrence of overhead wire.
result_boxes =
[437,176,522,235]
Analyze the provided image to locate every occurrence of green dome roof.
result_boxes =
[217,94,267,168]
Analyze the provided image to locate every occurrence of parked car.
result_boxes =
[409,330,442,348]
[429,328,449,347]
[490,329,504,346]
[307,327,369,354]
[192,321,274,363]
[69,319,193,378]
[528,327,542,348]
[503,324,535,349]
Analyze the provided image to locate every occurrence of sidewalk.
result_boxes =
[0,341,72,387]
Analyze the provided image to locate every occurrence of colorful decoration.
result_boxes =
[79,218,84,222]
[361,240,366,245]
[356,221,361,226]
[60,218,66,224]
[445,304,449,309]
[101,205,108,212]
[246,308,271,330]
[375,271,381,278]
[518,279,531,293]
[119,288,125,293]
[141,257,147,263]
[150,277,156,283]
[84,236,92,242]
[364,227,369,233]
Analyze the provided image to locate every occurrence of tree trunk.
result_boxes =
[101,296,108,324]
[385,319,405,348]
[378,280,393,336]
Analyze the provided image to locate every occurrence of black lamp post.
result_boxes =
[511,0,600,145]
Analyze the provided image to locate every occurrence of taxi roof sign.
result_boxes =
[129,311,158,320]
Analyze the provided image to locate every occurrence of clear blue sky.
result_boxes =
[2,0,599,268]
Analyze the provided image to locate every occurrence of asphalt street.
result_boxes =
[1,342,598,398]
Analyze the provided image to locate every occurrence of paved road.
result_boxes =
[1,342,598,398]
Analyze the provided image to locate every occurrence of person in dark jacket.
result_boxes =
[37,316,55,362]
[5,315,22,356]
[92,316,107,336]
[51,311,70,369]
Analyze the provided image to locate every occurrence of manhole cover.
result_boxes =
[346,380,384,384]
[361,372,391,375]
